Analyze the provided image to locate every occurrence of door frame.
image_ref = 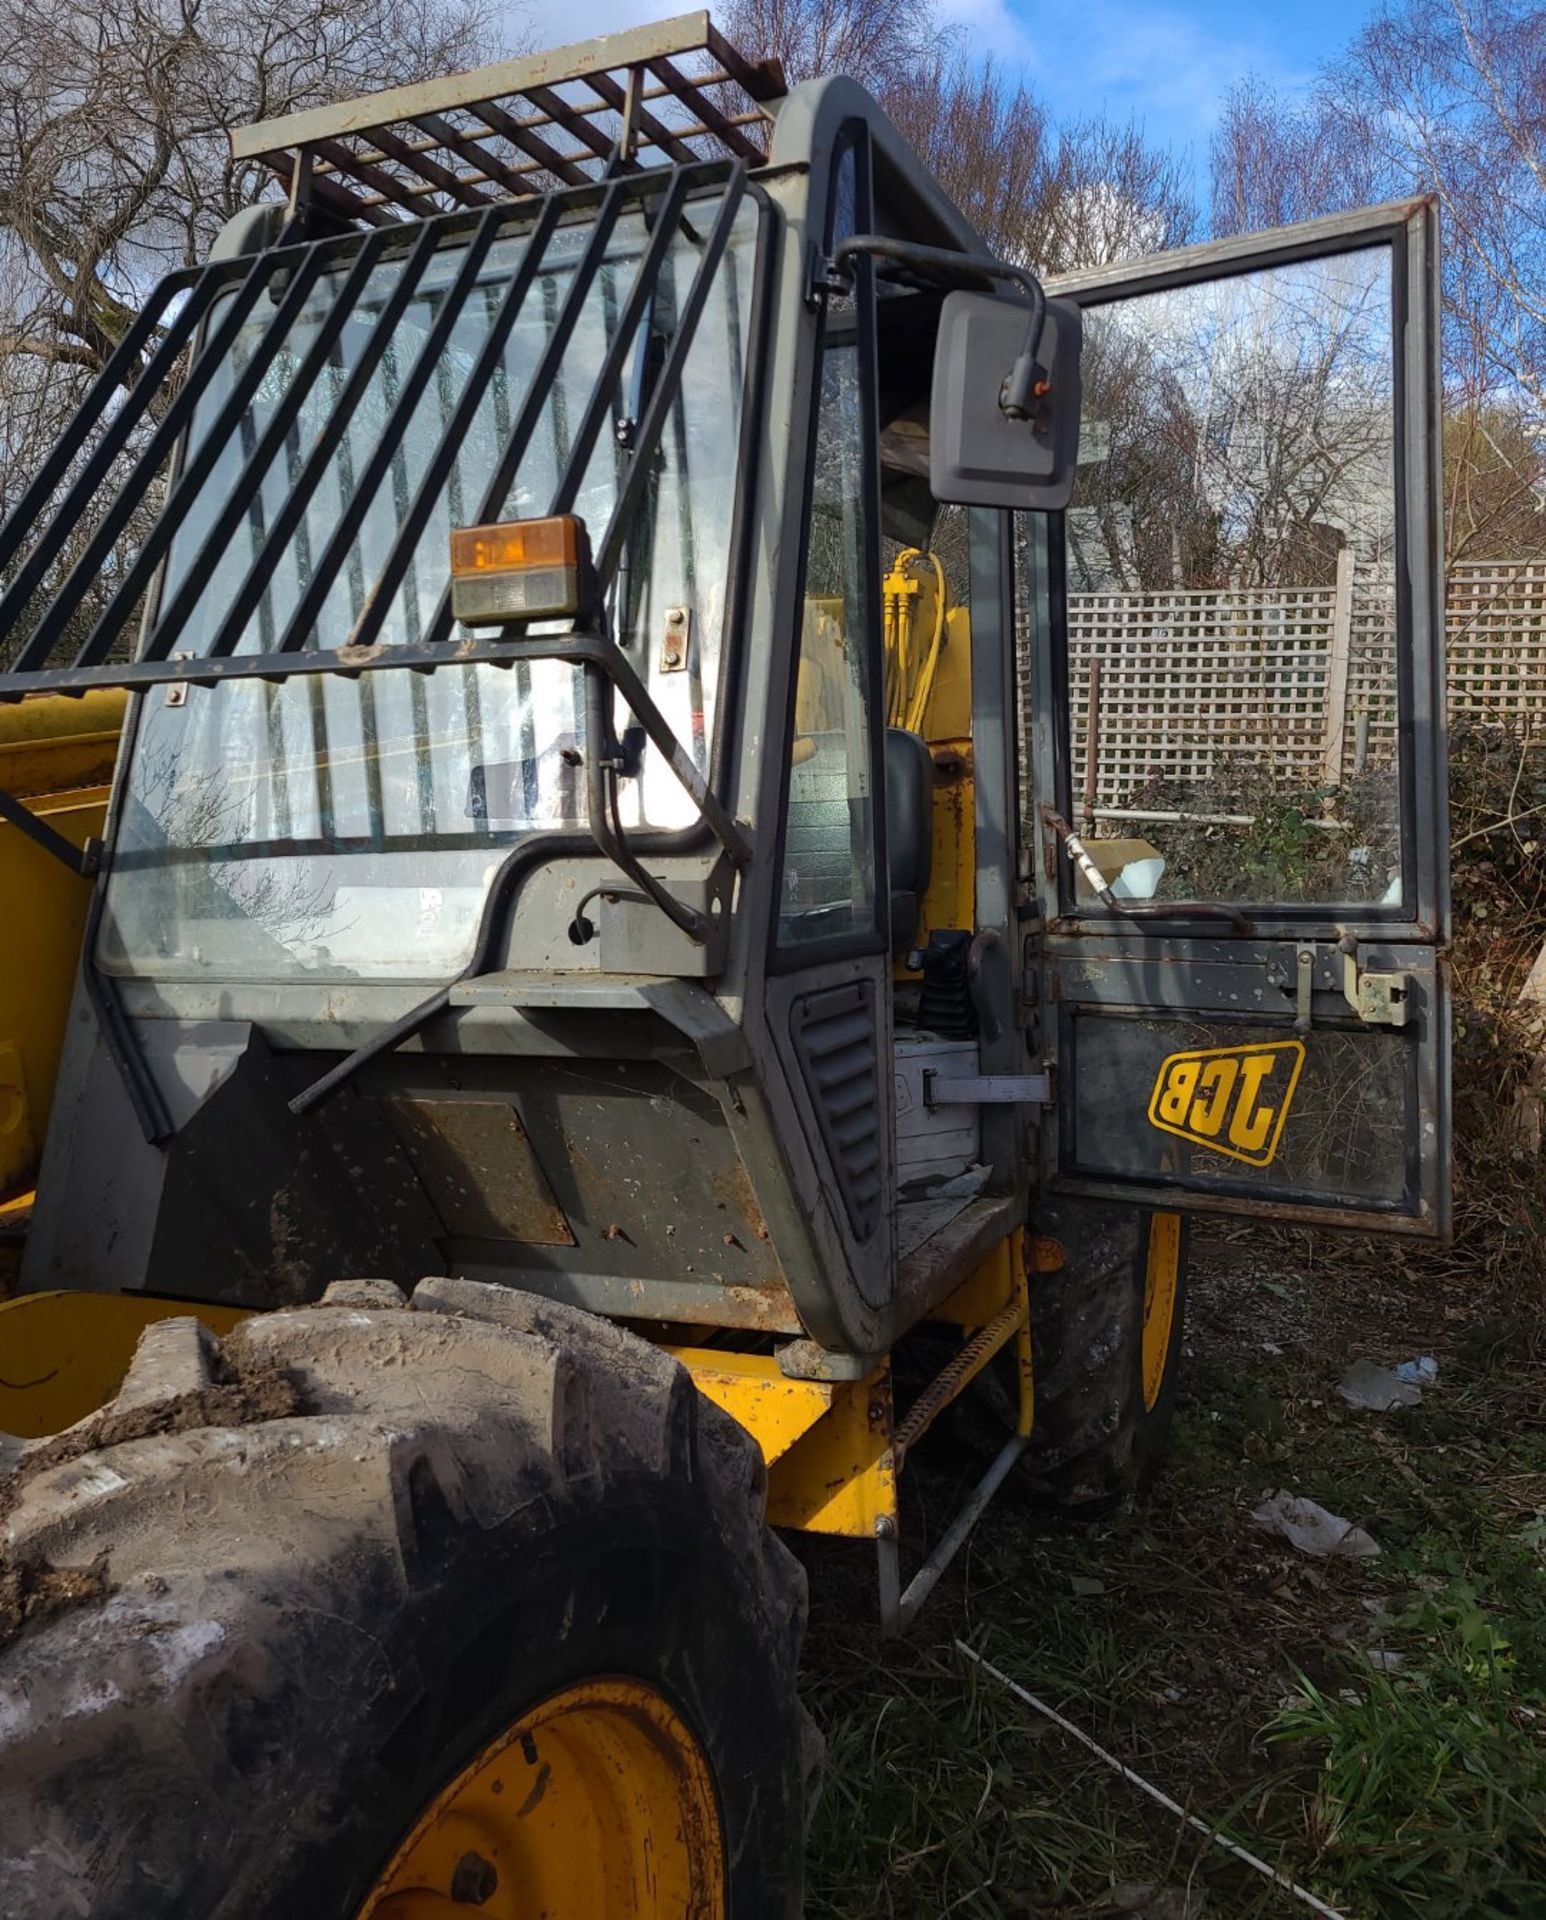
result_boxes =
[1035,197,1447,948]
[1023,199,1451,1238]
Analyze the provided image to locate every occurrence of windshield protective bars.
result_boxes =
[0,158,749,705]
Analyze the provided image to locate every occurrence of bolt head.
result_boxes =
[450,1850,498,1906]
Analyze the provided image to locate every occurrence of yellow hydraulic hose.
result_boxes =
[904,549,947,735]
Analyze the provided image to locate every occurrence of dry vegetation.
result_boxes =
[1427,726,1546,1317]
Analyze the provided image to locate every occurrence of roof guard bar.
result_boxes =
[230,13,785,225]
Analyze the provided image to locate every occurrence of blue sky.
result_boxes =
[945,0,1382,180]
[517,0,1383,197]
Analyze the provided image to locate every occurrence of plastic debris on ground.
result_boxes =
[1337,1355,1437,1410]
[1080,1886,1207,1919]
[1251,1490,1381,1559]
[1393,1356,1438,1386]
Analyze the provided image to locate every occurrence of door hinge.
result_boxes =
[923,1069,1054,1107]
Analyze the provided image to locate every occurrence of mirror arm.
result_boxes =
[829,233,1049,418]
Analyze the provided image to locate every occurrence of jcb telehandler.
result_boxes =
[0,16,1448,1914]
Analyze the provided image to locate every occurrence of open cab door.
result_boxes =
[1027,201,1450,1236]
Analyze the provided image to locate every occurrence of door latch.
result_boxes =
[1340,937,1411,1027]
[1275,940,1411,1031]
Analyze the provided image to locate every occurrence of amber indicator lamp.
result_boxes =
[449,513,593,625]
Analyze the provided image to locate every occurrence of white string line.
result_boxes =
[954,1641,1350,1920]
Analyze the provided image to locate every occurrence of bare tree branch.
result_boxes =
[1210,2,1546,561]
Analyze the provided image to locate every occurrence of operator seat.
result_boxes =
[886,726,933,952]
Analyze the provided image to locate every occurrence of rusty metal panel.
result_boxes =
[1045,941,1447,1233]
[381,1097,576,1245]
[363,1053,800,1331]
[895,1193,1020,1322]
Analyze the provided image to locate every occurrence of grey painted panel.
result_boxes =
[968,507,1029,1186]
[449,1257,801,1333]
[1047,936,1433,1014]
[21,991,170,1295]
[23,81,1051,1348]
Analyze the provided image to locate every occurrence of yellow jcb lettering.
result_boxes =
[1155,1059,1200,1126]
[1227,1052,1279,1153]
[1187,1057,1237,1137]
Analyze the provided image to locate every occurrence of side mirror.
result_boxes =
[930,291,1082,510]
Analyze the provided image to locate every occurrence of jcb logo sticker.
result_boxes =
[1147,1041,1305,1168]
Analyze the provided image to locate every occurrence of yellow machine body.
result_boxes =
[0,691,125,1210]
[0,1238,1026,1550]
[883,547,976,948]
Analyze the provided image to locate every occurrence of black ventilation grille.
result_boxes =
[790,981,884,1244]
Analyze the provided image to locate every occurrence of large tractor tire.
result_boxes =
[1024,1198,1189,1511]
[0,1277,812,1919]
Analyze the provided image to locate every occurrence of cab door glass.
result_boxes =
[776,141,881,948]
[1065,244,1401,909]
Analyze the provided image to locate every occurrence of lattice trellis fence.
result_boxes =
[1058,557,1546,815]
[1447,561,1546,726]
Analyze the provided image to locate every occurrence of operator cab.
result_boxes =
[5,25,1448,1374]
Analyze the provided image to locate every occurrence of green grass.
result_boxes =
[1265,1604,1546,1917]
[797,1234,1546,1918]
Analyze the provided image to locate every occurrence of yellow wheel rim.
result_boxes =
[1140,1212,1182,1413]
[356,1676,726,1919]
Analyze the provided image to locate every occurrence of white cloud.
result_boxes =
[1081,4,1304,123]
[933,0,1040,65]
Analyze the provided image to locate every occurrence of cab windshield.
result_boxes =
[101,186,757,981]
